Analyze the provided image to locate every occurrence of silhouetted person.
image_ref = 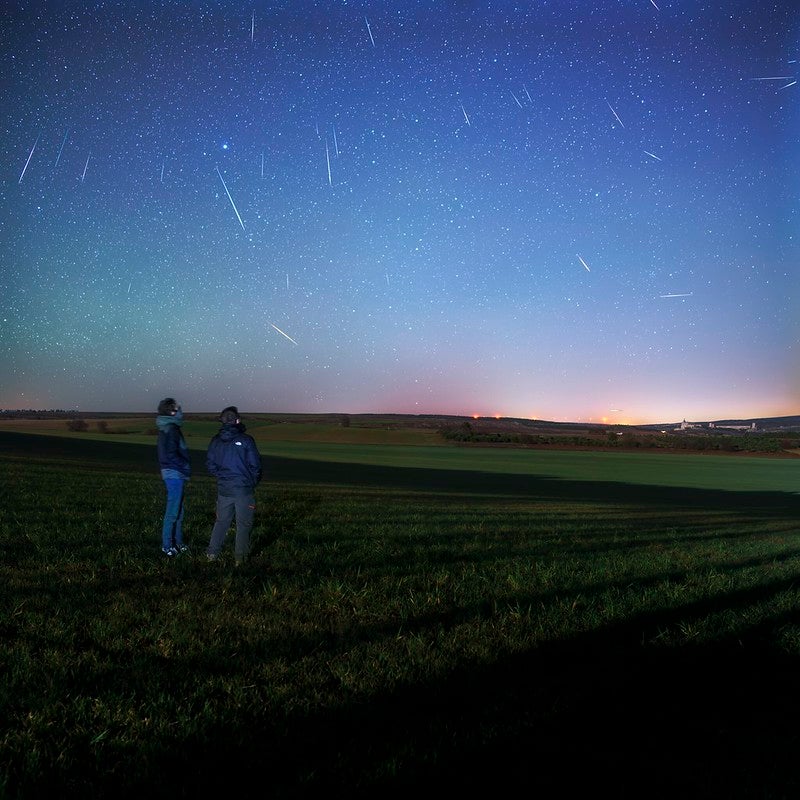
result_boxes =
[156,397,190,556]
[205,406,262,566]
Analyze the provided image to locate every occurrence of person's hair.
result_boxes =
[220,405,239,424]
[158,398,178,415]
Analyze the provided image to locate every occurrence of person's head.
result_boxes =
[219,405,239,425]
[158,397,181,416]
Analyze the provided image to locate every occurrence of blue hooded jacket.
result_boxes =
[156,413,191,479]
[206,423,262,496]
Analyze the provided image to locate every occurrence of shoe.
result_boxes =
[162,547,177,557]
[176,545,189,554]
[206,553,218,562]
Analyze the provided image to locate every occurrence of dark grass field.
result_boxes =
[2,431,800,799]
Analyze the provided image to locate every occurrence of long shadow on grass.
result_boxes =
[1,432,797,520]
[83,590,800,799]
[7,558,800,799]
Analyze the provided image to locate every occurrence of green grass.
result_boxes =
[0,417,443,448]
[1,431,800,798]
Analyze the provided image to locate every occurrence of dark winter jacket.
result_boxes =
[156,414,191,479]
[206,423,262,496]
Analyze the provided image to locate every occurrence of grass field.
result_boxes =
[1,428,799,798]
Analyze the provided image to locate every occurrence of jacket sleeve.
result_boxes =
[206,437,220,477]
[178,431,191,477]
[247,437,263,485]
[165,427,180,463]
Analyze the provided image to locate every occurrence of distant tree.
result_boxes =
[66,419,88,432]
[96,420,108,433]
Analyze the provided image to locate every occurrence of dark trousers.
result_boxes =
[207,492,255,562]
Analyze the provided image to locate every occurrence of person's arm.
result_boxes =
[247,438,263,485]
[165,427,180,462]
[166,427,187,473]
[206,437,220,477]
[178,431,191,477]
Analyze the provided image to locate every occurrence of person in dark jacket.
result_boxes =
[156,397,191,557]
[205,406,262,566]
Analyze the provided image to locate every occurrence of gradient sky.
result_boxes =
[1,1,797,423]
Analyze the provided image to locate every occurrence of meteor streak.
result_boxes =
[644,150,662,161]
[325,139,332,186]
[460,101,471,126]
[606,101,624,128]
[54,130,68,169]
[578,255,591,272]
[270,322,298,345]
[215,166,245,231]
[81,151,91,182]
[19,134,39,183]
[511,91,523,108]
[365,16,375,47]
[659,292,693,298]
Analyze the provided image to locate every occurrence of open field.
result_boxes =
[0,415,445,448]
[1,430,799,798]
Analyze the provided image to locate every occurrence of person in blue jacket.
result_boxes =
[156,397,191,556]
[205,406,263,566]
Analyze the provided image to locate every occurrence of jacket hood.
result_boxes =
[218,422,246,441]
[156,414,183,430]
[219,422,246,442]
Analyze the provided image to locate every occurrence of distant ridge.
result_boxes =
[1,410,799,432]
[712,415,800,427]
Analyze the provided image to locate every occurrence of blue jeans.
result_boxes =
[207,492,255,562]
[161,478,186,550]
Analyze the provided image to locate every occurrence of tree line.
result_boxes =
[438,422,799,454]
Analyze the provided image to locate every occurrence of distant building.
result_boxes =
[709,421,758,431]
[676,420,758,433]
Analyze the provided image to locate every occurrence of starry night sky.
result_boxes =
[2,1,797,423]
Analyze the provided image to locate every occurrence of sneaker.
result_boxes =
[176,545,189,554]
[206,553,218,562]
[162,547,177,557]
